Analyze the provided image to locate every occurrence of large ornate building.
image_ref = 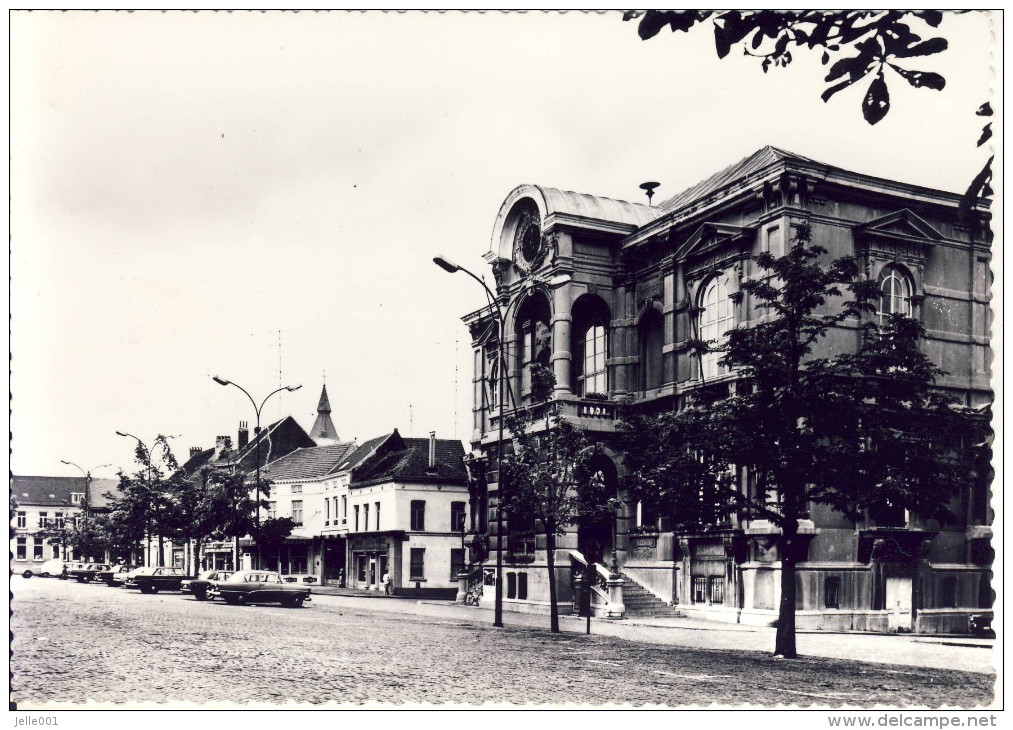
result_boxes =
[458,146,992,633]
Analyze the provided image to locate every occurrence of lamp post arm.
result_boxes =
[225,380,260,417]
[258,386,296,417]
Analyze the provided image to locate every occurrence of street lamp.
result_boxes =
[115,431,175,567]
[211,376,301,569]
[59,461,110,562]
[60,460,111,520]
[435,254,560,627]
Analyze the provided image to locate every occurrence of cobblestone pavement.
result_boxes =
[10,577,995,708]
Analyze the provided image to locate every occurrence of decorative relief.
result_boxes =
[513,210,550,274]
[759,171,817,212]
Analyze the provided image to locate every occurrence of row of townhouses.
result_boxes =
[173,386,471,598]
[11,476,118,571]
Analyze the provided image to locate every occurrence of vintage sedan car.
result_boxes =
[112,566,144,587]
[38,559,67,578]
[124,566,186,593]
[97,565,135,586]
[67,563,108,582]
[212,570,312,607]
[181,570,235,600]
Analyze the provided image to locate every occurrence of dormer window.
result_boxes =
[70,493,84,505]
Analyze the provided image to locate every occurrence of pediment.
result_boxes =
[854,209,943,246]
[675,222,755,262]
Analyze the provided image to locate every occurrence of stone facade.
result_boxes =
[460,146,993,633]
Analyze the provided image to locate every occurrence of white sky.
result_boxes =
[9,10,997,477]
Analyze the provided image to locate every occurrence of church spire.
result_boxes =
[310,384,340,444]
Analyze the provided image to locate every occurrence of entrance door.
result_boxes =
[357,555,368,588]
[369,555,378,590]
[886,577,913,631]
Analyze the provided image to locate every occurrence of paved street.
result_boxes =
[11,576,995,708]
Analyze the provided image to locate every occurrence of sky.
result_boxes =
[10,10,998,478]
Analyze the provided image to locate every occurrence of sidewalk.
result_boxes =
[308,591,998,675]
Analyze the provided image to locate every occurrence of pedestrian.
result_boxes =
[382,569,391,595]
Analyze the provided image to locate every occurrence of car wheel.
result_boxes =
[22,570,32,579]
[194,588,208,601]
[223,594,239,605]
[140,584,154,594]
[285,595,304,608]
[150,585,159,594]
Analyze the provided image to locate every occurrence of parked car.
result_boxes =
[124,566,185,594]
[182,570,235,601]
[113,566,145,587]
[212,570,312,607]
[39,559,67,578]
[96,565,135,586]
[64,562,88,581]
[69,563,111,582]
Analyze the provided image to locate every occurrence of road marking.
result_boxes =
[758,685,858,700]
[655,670,732,681]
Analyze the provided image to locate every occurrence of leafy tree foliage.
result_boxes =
[617,222,980,658]
[623,10,992,203]
[103,435,177,565]
[501,365,614,633]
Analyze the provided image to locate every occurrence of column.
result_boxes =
[551,284,572,396]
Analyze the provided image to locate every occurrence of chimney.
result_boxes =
[215,435,232,457]
[238,421,249,450]
[189,446,202,458]
[428,431,437,469]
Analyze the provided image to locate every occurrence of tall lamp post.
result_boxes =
[433,255,521,628]
[211,376,301,569]
[115,431,175,567]
[59,460,110,561]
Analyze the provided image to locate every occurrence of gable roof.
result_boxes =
[261,442,357,482]
[351,436,467,486]
[178,416,316,478]
[11,475,119,509]
[658,145,821,214]
[328,431,400,475]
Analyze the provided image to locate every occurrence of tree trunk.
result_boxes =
[194,538,202,578]
[774,523,799,658]
[546,531,559,633]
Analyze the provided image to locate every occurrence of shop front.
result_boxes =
[347,531,406,592]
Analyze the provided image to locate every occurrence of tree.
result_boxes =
[622,10,992,204]
[616,222,980,657]
[104,435,177,565]
[501,365,614,633]
[206,470,261,570]
[253,515,297,572]
[63,514,110,563]
[164,466,227,577]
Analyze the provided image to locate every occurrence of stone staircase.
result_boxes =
[620,576,682,618]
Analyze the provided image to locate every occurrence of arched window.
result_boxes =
[699,278,733,380]
[516,294,552,402]
[877,266,913,326]
[483,343,500,409]
[571,296,610,397]
[639,309,664,392]
[580,324,607,396]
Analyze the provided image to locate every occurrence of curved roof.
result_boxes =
[533,185,661,228]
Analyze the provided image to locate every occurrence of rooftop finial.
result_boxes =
[640,181,661,205]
